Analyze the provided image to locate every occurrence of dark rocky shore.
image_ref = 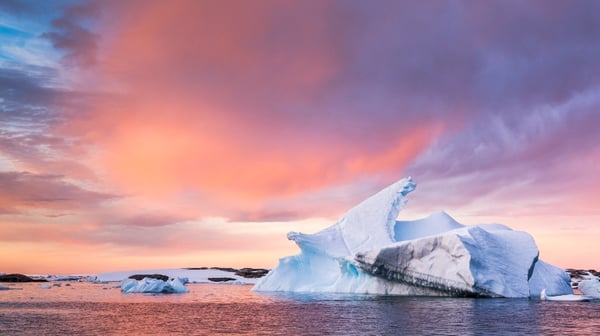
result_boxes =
[185,267,270,279]
[128,274,169,281]
[0,274,48,282]
[566,269,600,292]
[122,268,271,284]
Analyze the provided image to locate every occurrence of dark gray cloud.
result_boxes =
[0,0,37,15]
[0,67,61,109]
[0,171,117,214]
[0,64,102,180]
[404,90,600,215]
[42,1,101,67]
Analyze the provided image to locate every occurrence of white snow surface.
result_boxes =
[93,269,260,285]
[253,177,572,298]
[121,277,189,294]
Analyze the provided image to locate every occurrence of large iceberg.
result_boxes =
[253,177,572,297]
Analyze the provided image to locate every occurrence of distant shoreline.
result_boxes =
[2,267,599,289]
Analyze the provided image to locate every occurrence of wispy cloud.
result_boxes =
[0,171,116,214]
[42,1,101,67]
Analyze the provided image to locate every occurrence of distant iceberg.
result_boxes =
[253,177,572,298]
[540,288,595,302]
[579,279,600,298]
[121,277,189,294]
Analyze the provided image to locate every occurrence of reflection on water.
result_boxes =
[1,283,599,335]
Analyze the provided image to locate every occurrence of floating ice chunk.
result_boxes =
[45,275,82,281]
[579,279,600,298]
[540,288,593,301]
[121,277,189,294]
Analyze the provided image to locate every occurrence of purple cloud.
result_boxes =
[42,1,101,67]
[0,171,116,214]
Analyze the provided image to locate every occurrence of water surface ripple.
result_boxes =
[1,283,599,335]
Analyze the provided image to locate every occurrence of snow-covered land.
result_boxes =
[121,277,189,294]
[253,177,573,298]
[93,268,263,285]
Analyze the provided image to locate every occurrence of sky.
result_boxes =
[0,0,599,274]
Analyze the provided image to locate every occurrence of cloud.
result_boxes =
[42,1,101,67]
[405,88,600,216]
[0,64,101,180]
[0,0,36,15]
[0,66,61,109]
[117,213,189,228]
[49,1,447,214]
[0,171,116,214]
[3,0,600,272]
[35,0,600,223]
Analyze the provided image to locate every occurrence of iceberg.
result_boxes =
[253,177,572,297]
[121,277,189,294]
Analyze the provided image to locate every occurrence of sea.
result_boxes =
[1,282,599,335]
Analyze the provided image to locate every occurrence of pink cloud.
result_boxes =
[2,1,600,273]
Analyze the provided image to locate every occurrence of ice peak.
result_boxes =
[337,177,416,254]
[426,211,457,223]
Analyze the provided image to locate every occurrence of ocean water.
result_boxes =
[1,282,599,335]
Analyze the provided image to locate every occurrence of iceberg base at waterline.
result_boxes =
[121,277,189,294]
[253,177,572,298]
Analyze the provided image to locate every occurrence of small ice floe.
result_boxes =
[540,289,594,302]
[121,276,189,294]
[0,285,23,291]
[45,275,82,282]
[39,285,52,289]
[578,280,600,298]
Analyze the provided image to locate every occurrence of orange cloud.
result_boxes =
[50,0,446,218]
[93,104,440,215]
